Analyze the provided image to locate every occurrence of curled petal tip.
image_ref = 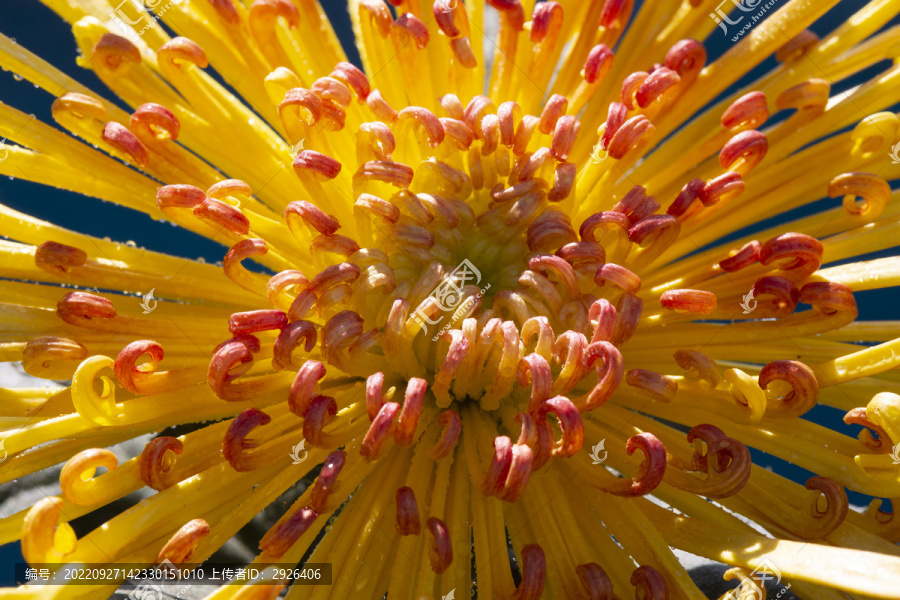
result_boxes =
[72,355,123,425]
[395,378,426,447]
[540,396,584,457]
[665,39,705,83]
[597,433,666,497]
[660,289,717,315]
[426,517,453,573]
[518,353,553,411]
[311,451,346,513]
[132,103,180,143]
[530,2,563,44]
[52,92,105,122]
[395,486,421,535]
[157,519,210,564]
[303,395,338,448]
[576,563,614,600]
[114,340,165,394]
[758,360,818,418]
[157,184,205,210]
[228,309,288,336]
[274,321,317,371]
[193,197,250,235]
[759,232,823,280]
[288,360,326,418]
[260,507,318,558]
[207,0,241,24]
[92,33,141,70]
[499,443,533,502]
[294,150,342,180]
[22,336,88,379]
[673,349,721,388]
[332,61,371,100]
[392,13,430,49]
[158,37,208,69]
[722,91,768,129]
[539,94,568,135]
[700,172,744,206]
[23,497,77,564]
[671,425,752,498]
[482,435,513,497]
[718,240,760,272]
[207,179,253,201]
[361,402,400,461]
[799,281,857,316]
[286,200,341,236]
[60,449,118,505]
[800,476,849,539]
[776,29,819,63]
[139,436,184,491]
[429,409,462,460]
[579,341,624,411]
[512,544,546,600]
[626,368,677,402]
[720,130,768,173]
[635,67,680,108]
[584,44,614,84]
[102,121,148,167]
[630,565,668,600]
[222,408,271,472]
[35,241,88,274]
[208,335,262,401]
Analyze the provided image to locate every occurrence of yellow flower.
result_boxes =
[2,0,900,599]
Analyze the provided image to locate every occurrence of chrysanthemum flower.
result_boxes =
[2,0,900,598]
